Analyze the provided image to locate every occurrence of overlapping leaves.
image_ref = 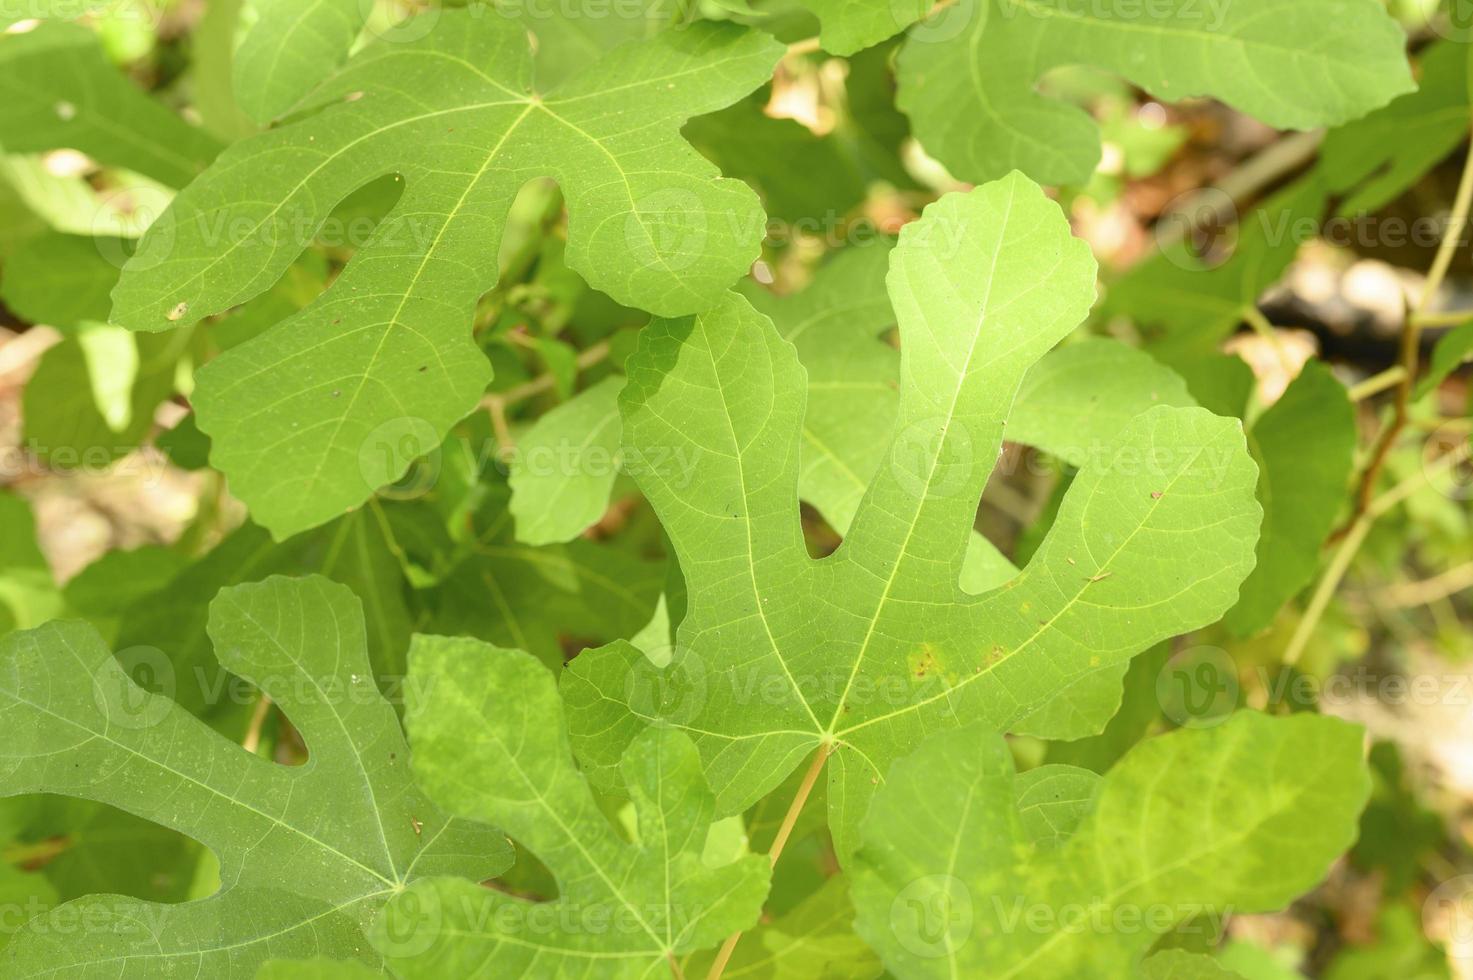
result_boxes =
[378,635,770,976]
[0,576,510,975]
[850,711,1369,976]
[110,11,782,536]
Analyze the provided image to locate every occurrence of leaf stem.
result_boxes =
[1411,309,1473,329]
[480,339,611,411]
[1347,365,1409,402]
[1242,306,1297,377]
[702,743,832,980]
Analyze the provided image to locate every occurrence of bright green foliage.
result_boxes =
[1227,362,1356,635]
[1321,40,1471,216]
[379,636,770,977]
[1417,320,1473,399]
[896,0,1412,185]
[1142,950,1249,979]
[1103,177,1328,363]
[849,712,1370,977]
[0,494,61,634]
[427,487,665,669]
[509,374,624,545]
[680,876,883,979]
[512,237,1198,584]
[0,22,220,187]
[113,513,415,713]
[110,12,783,537]
[233,0,366,123]
[1013,764,1097,850]
[255,959,384,980]
[795,0,930,55]
[563,174,1262,858]
[0,576,511,976]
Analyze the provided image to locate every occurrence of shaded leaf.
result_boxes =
[0,576,511,975]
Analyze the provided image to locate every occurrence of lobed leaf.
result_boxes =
[563,173,1262,859]
[849,712,1370,977]
[0,575,510,976]
[896,0,1413,186]
[110,12,783,537]
[379,635,770,977]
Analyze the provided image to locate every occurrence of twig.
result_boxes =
[1348,365,1409,402]
[1284,436,1473,666]
[703,744,832,980]
[1379,561,1473,609]
[1242,306,1297,377]
[242,695,273,756]
[1412,309,1473,329]
[479,339,611,411]
[1336,119,1473,539]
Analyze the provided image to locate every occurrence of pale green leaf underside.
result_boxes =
[563,174,1262,860]
[850,712,1370,978]
[897,0,1413,185]
[512,238,1196,592]
[380,636,769,977]
[0,576,509,977]
[110,13,782,537]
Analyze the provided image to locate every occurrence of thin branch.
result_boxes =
[1284,437,1473,666]
[479,339,611,411]
[1348,365,1409,402]
[1336,120,1473,539]
[1379,561,1473,609]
